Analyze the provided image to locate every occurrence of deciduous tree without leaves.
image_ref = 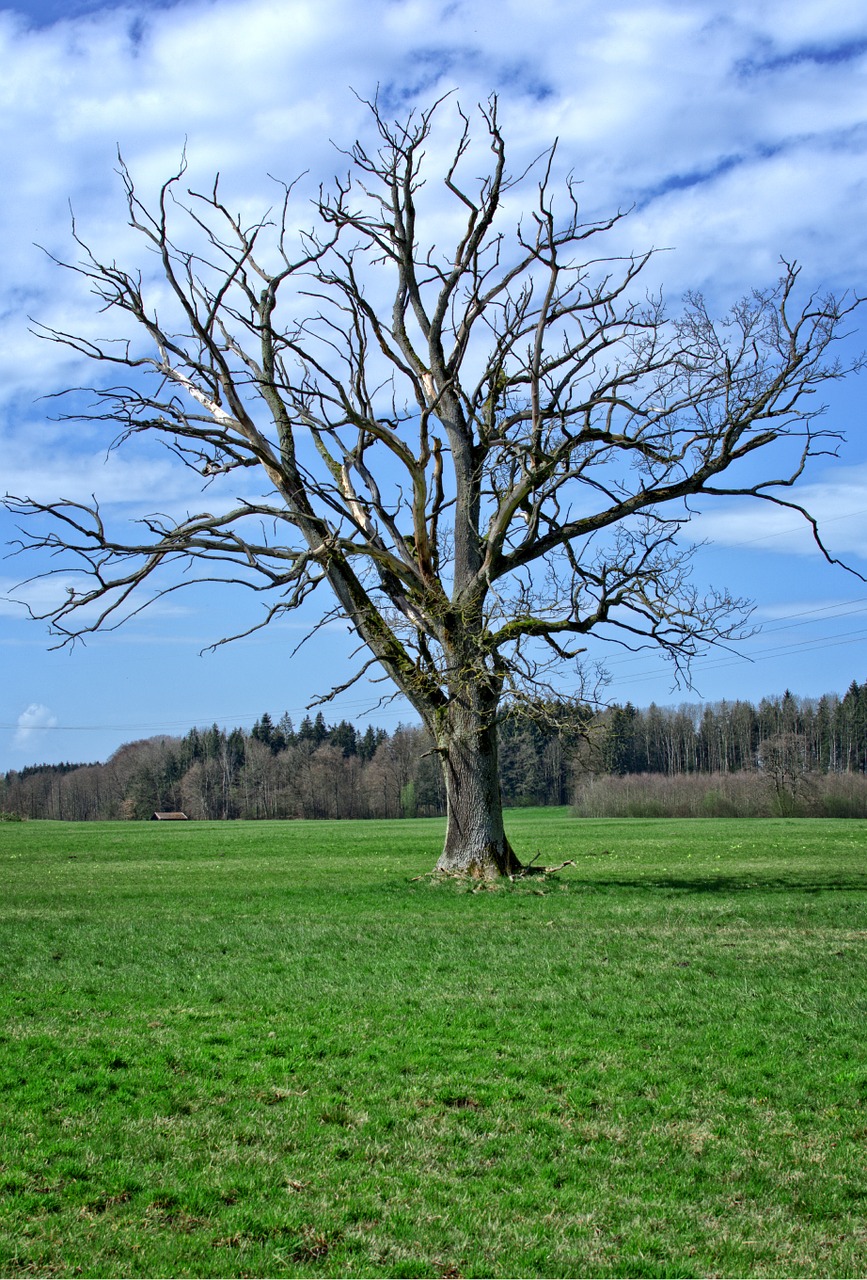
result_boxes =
[7,96,863,875]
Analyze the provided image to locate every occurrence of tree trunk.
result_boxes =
[434,712,522,878]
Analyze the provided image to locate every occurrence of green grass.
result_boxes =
[1,810,866,1277]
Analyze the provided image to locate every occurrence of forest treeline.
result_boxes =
[3,681,867,821]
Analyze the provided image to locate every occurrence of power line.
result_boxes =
[612,627,867,689]
[0,694,413,734]
[591,596,867,678]
[5,598,867,735]
[701,506,867,549]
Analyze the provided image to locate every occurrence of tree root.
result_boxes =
[411,856,576,885]
[509,858,576,879]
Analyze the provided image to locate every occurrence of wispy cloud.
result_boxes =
[687,467,867,561]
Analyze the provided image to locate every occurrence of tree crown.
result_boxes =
[7,95,863,733]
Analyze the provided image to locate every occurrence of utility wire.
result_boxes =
[5,598,867,734]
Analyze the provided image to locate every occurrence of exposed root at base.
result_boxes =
[506,849,577,878]
[411,857,576,885]
[509,858,576,879]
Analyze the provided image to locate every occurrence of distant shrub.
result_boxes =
[0,810,25,822]
[814,774,867,818]
[572,770,867,819]
[701,789,739,818]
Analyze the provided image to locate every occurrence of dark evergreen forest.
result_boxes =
[4,682,867,821]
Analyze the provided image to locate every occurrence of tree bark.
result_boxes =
[434,708,522,878]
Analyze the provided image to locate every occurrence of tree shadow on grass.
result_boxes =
[558,872,867,895]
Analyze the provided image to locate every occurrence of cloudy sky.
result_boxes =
[1,0,866,770]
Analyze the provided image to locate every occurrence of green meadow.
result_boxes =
[1,811,866,1278]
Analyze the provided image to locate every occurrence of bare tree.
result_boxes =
[6,96,863,875]
[759,732,818,816]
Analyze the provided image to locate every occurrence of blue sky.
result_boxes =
[1,0,866,770]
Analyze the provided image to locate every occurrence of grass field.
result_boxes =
[1,810,866,1278]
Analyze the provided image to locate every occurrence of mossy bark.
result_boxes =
[434,709,522,878]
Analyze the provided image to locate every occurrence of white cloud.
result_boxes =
[0,1,863,474]
[13,701,58,746]
[0,0,861,527]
